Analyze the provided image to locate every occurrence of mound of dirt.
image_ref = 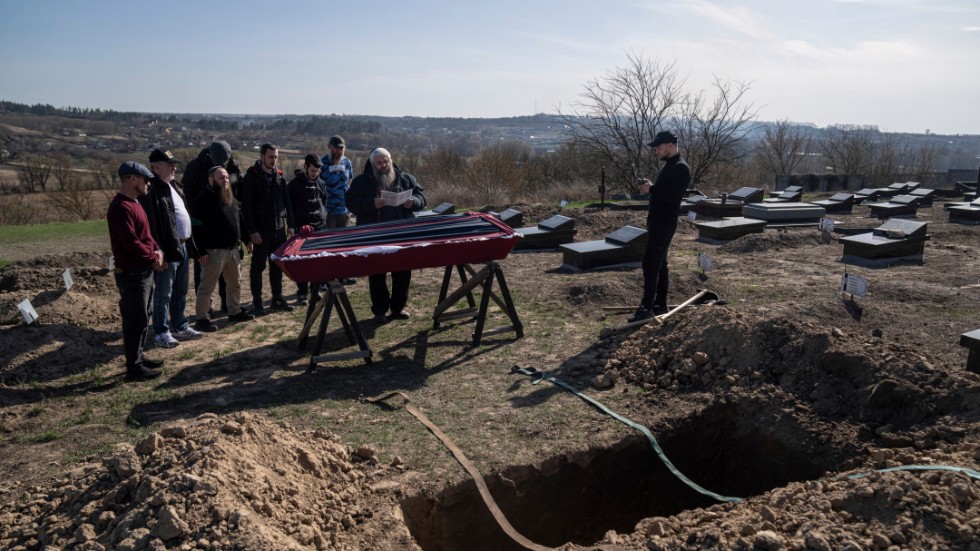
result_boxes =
[0,412,397,551]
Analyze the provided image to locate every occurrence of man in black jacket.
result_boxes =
[138,149,203,348]
[190,167,254,332]
[182,141,244,313]
[240,143,295,315]
[630,130,691,323]
[286,154,327,306]
[346,147,426,322]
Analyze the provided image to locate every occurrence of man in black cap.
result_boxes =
[287,154,327,306]
[139,149,203,348]
[240,143,295,314]
[107,161,166,381]
[630,130,690,323]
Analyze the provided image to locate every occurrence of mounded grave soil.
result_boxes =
[1,198,979,550]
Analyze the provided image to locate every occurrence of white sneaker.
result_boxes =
[153,332,180,349]
[172,326,204,340]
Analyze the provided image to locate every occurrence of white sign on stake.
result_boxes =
[688,210,697,222]
[841,270,868,298]
[819,217,835,232]
[697,252,713,272]
[18,299,39,325]
[63,268,73,291]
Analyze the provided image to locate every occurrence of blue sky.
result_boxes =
[1,0,977,134]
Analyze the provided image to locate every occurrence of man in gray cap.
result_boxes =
[630,130,690,323]
[107,161,166,381]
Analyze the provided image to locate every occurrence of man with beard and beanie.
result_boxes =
[239,143,295,315]
[346,147,426,323]
[138,149,203,349]
[286,154,327,306]
[190,166,255,333]
[629,130,691,323]
[181,140,245,315]
[107,161,166,381]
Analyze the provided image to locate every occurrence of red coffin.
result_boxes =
[272,213,521,283]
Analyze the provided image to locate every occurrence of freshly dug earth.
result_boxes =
[1,199,979,550]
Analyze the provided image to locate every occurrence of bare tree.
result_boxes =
[17,154,53,192]
[51,154,87,192]
[819,125,877,175]
[864,133,908,186]
[753,120,814,183]
[906,141,941,180]
[46,173,100,221]
[558,54,685,192]
[677,77,758,188]
[88,159,118,190]
[558,54,756,192]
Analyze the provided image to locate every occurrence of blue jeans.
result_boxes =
[152,243,190,335]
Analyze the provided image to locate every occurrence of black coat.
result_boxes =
[239,161,294,235]
[647,153,690,228]
[287,170,327,230]
[190,185,244,251]
[346,160,425,226]
[137,176,198,262]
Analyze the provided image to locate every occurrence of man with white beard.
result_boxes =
[346,147,426,323]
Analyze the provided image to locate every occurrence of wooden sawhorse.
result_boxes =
[433,261,524,346]
[297,280,372,372]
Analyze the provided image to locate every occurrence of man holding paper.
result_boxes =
[346,147,426,322]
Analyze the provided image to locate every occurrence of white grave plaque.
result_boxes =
[18,299,39,325]
[688,210,697,222]
[841,271,868,297]
[108,256,115,270]
[63,268,73,291]
[560,200,568,209]
[819,218,835,232]
[697,252,713,272]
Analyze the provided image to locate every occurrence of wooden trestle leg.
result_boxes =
[297,280,372,372]
[432,262,524,346]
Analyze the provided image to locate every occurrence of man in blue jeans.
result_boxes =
[139,149,203,347]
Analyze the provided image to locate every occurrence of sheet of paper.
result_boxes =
[380,189,413,207]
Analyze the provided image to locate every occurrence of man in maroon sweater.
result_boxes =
[107,162,166,381]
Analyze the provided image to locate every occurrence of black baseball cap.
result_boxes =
[304,154,323,167]
[328,135,345,148]
[149,148,179,164]
[648,130,678,147]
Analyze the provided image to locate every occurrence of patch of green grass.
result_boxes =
[66,441,116,463]
[21,429,64,443]
[62,403,94,427]
[0,219,107,247]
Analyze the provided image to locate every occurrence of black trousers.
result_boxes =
[250,228,287,305]
[368,271,411,316]
[114,269,153,370]
[640,224,676,309]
